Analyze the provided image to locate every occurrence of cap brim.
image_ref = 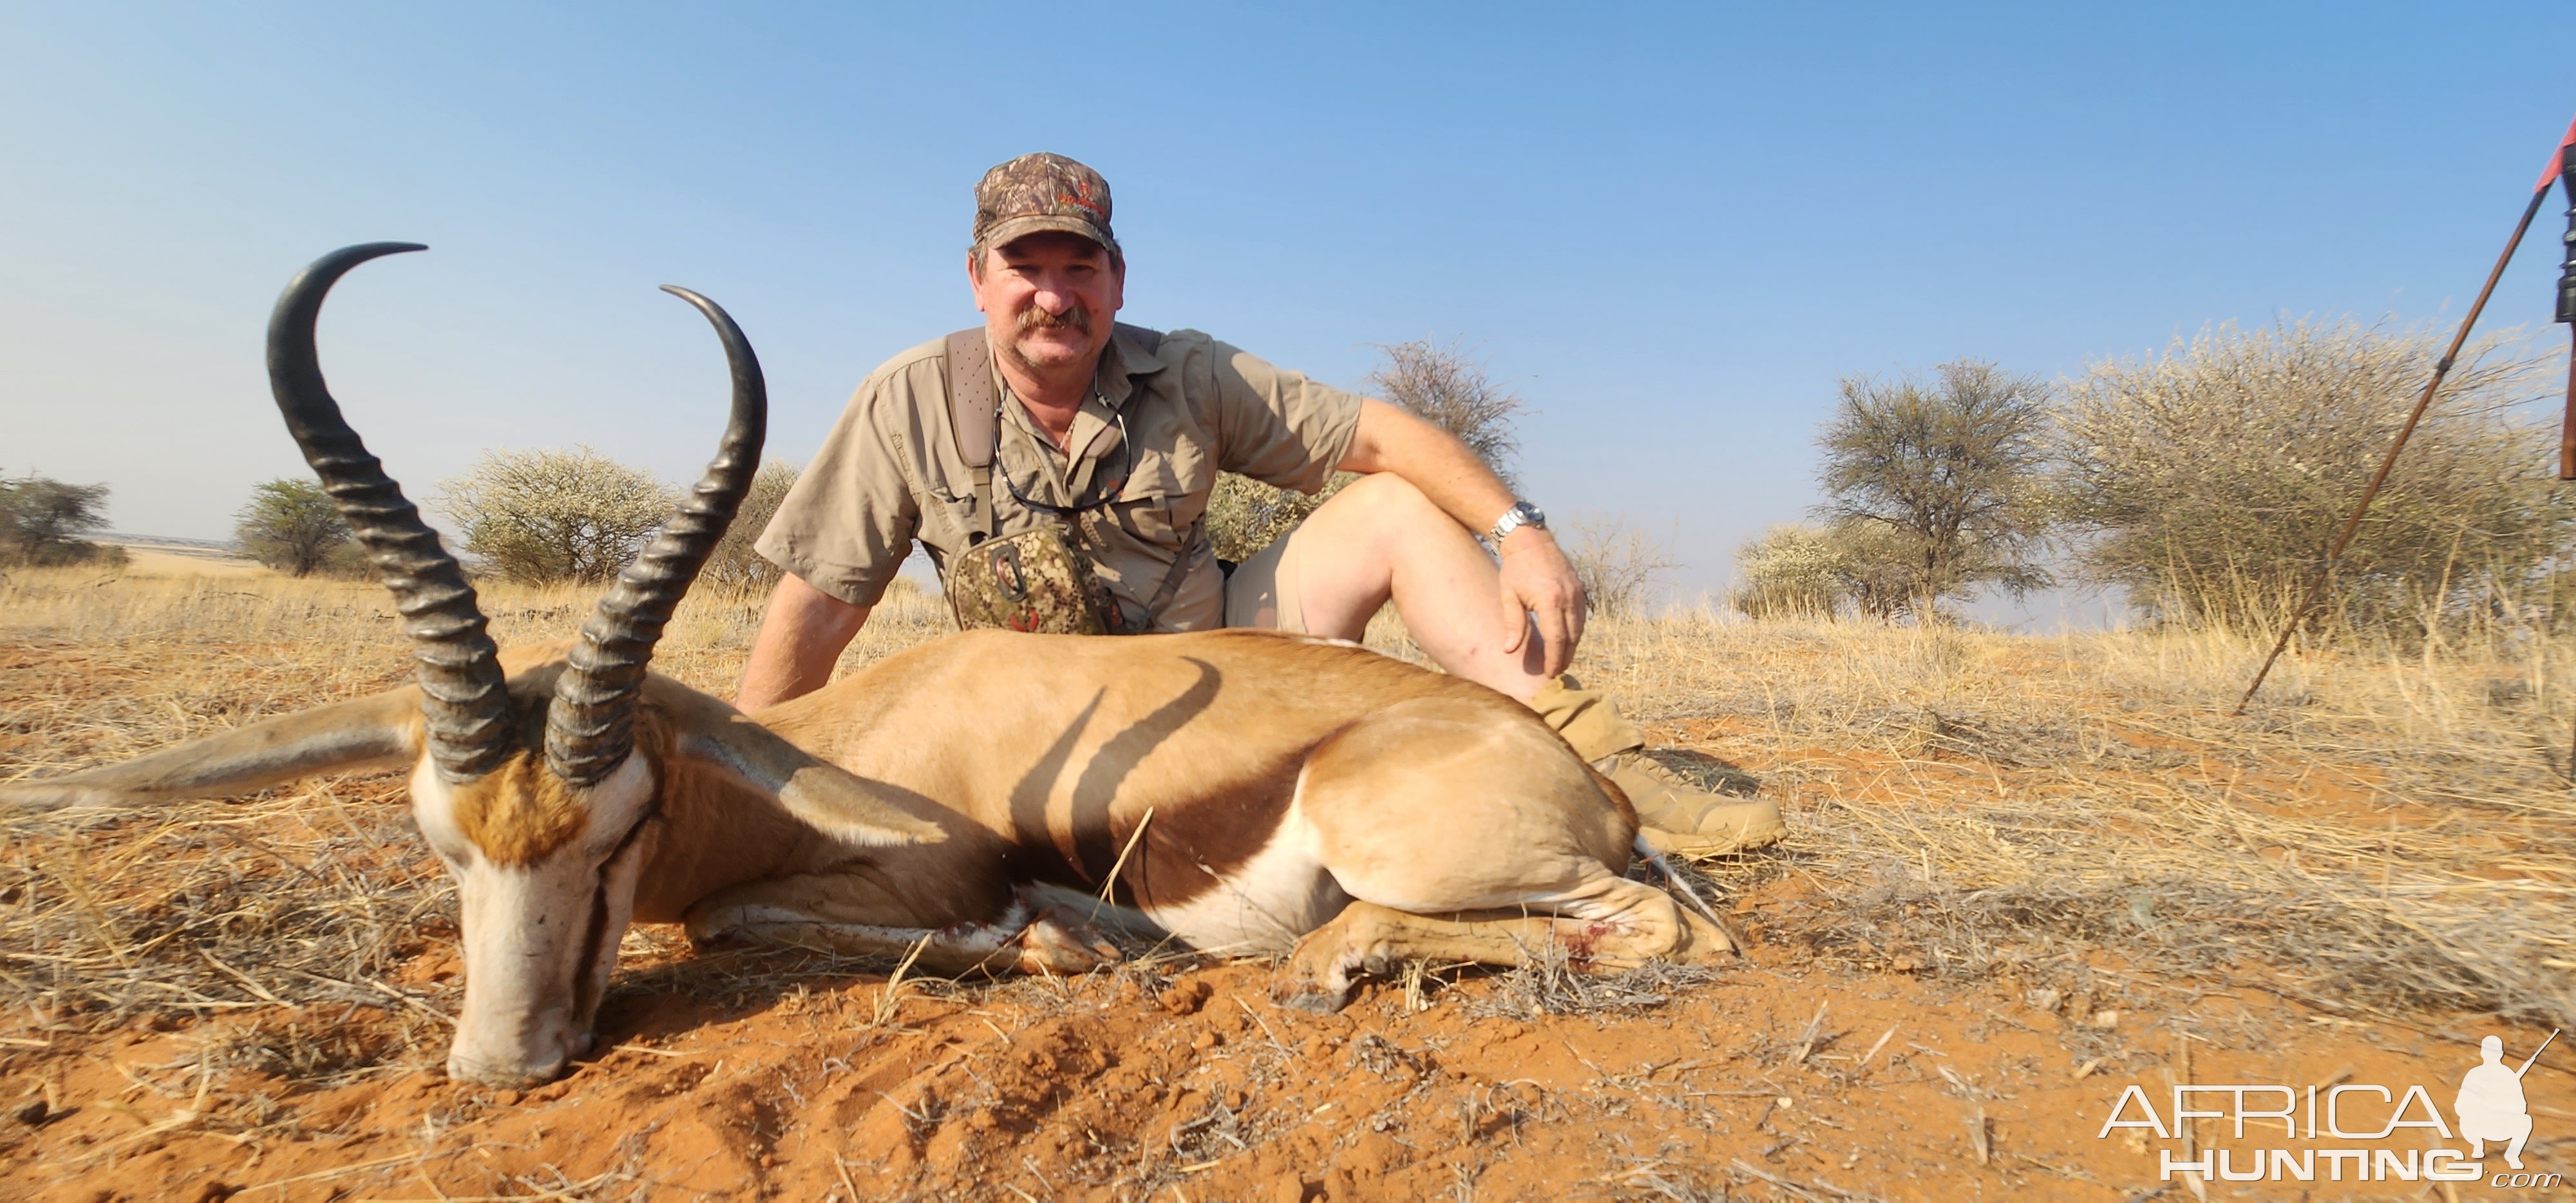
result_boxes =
[979,215,1117,253]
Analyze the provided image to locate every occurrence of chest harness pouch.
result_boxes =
[936,327,1201,635]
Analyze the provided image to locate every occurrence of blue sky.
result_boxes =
[3,3,2568,621]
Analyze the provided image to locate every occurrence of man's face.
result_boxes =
[970,231,1124,378]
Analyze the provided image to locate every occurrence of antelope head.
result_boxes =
[0,244,943,1085]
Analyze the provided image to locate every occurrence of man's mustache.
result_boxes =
[1016,305,1091,336]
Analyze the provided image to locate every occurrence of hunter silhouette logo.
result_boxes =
[2458,1030,2554,1170]
[2096,1028,2562,1186]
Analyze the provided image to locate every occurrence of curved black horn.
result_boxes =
[268,243,515,783]
[544,286,767,786]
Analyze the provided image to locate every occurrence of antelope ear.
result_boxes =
[668,703,945,848]
[0,690,422,811]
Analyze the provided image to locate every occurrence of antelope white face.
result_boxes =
[1,241,940,1087]
[409,752,661,1086]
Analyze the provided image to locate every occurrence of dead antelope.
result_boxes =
[0,244,1732,1086]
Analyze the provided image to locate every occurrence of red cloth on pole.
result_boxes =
[2539,113,2576,191]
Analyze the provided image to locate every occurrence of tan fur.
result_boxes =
[752,629,1578,909]
[442,645,694,869]
[446,708,685,868]
[1,624,1717,1081]
[448,753,593,868]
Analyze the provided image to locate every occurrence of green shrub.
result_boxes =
[0,470,120,567]
[2052,319,2570,639]
[435,447,676,585]
[234,478,358,577]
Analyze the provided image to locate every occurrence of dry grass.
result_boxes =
[0,565,956,1066]
[1575,607,2576,1030]
[2,561,2571,1095]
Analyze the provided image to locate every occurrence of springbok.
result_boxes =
[0,244,1734,1086]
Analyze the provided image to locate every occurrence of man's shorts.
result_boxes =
[1220,529,1311,634]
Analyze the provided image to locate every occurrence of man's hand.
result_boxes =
[1497,527,1587,677]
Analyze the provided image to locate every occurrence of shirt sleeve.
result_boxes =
[753,382,922,609]
[1204,339,1365,495]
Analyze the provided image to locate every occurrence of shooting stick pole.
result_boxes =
[2233,118,2576,715]
[2558,135,2576,478]
[2557,135,2575,779]
[2516,1028,2561,1079]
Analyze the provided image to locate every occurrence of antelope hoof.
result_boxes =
[1681,911,1741,961]
[1012,904,1121,974]
[1269,981,1350,1014]
[1269,950,1355,1013]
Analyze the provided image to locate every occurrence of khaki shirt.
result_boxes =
[756,326,1365,630]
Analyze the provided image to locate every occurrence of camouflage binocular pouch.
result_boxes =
[942,523,1115,636]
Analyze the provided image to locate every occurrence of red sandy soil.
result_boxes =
[4,875,2570,1201]
[4,636,2571,1199]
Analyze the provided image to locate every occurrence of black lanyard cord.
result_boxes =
[994,402,1134,518]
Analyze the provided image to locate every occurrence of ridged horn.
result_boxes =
[544,286,767,786]
[268,243,515,783]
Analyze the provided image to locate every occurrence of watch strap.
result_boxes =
[1486,501,1544,544]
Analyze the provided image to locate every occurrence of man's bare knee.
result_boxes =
[1320,473,1459,538]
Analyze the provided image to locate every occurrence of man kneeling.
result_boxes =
[737,152,1781,858]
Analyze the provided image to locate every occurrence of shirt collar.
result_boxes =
[999,327,1159,473]
[1093,323,1170,410]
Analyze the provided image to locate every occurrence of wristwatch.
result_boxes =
[1486,500,1548,545]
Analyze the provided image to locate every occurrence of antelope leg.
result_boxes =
[1271,879,1732,1013]
[685,880,1118,977]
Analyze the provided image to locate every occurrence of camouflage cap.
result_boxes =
[972,152,1119,260]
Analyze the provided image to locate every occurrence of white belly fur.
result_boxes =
[1142,790,1349,956]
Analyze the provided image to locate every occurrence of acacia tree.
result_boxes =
[1367,339,1524,486]
[2054,319,2568,637]
[234,478,356,576]
[435,447,675,585]
[698,460,799,594]
[1815,359,2054,620]
[0,471,118,565]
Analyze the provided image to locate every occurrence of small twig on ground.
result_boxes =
[1233,997,1288,1052]
[1790,1000,1830,1065]
[1858,1023,1897,1070]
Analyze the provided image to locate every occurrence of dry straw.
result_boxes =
[1577,606,2576,1029]
[3,560,2571,1095]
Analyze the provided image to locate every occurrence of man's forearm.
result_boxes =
[1338,399,1522,537]
[735,574,871,712]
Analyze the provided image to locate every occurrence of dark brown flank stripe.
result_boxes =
[998,655,1307,910]
[1118,762,1300,910]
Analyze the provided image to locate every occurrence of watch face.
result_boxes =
[1490,502,1545,543]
